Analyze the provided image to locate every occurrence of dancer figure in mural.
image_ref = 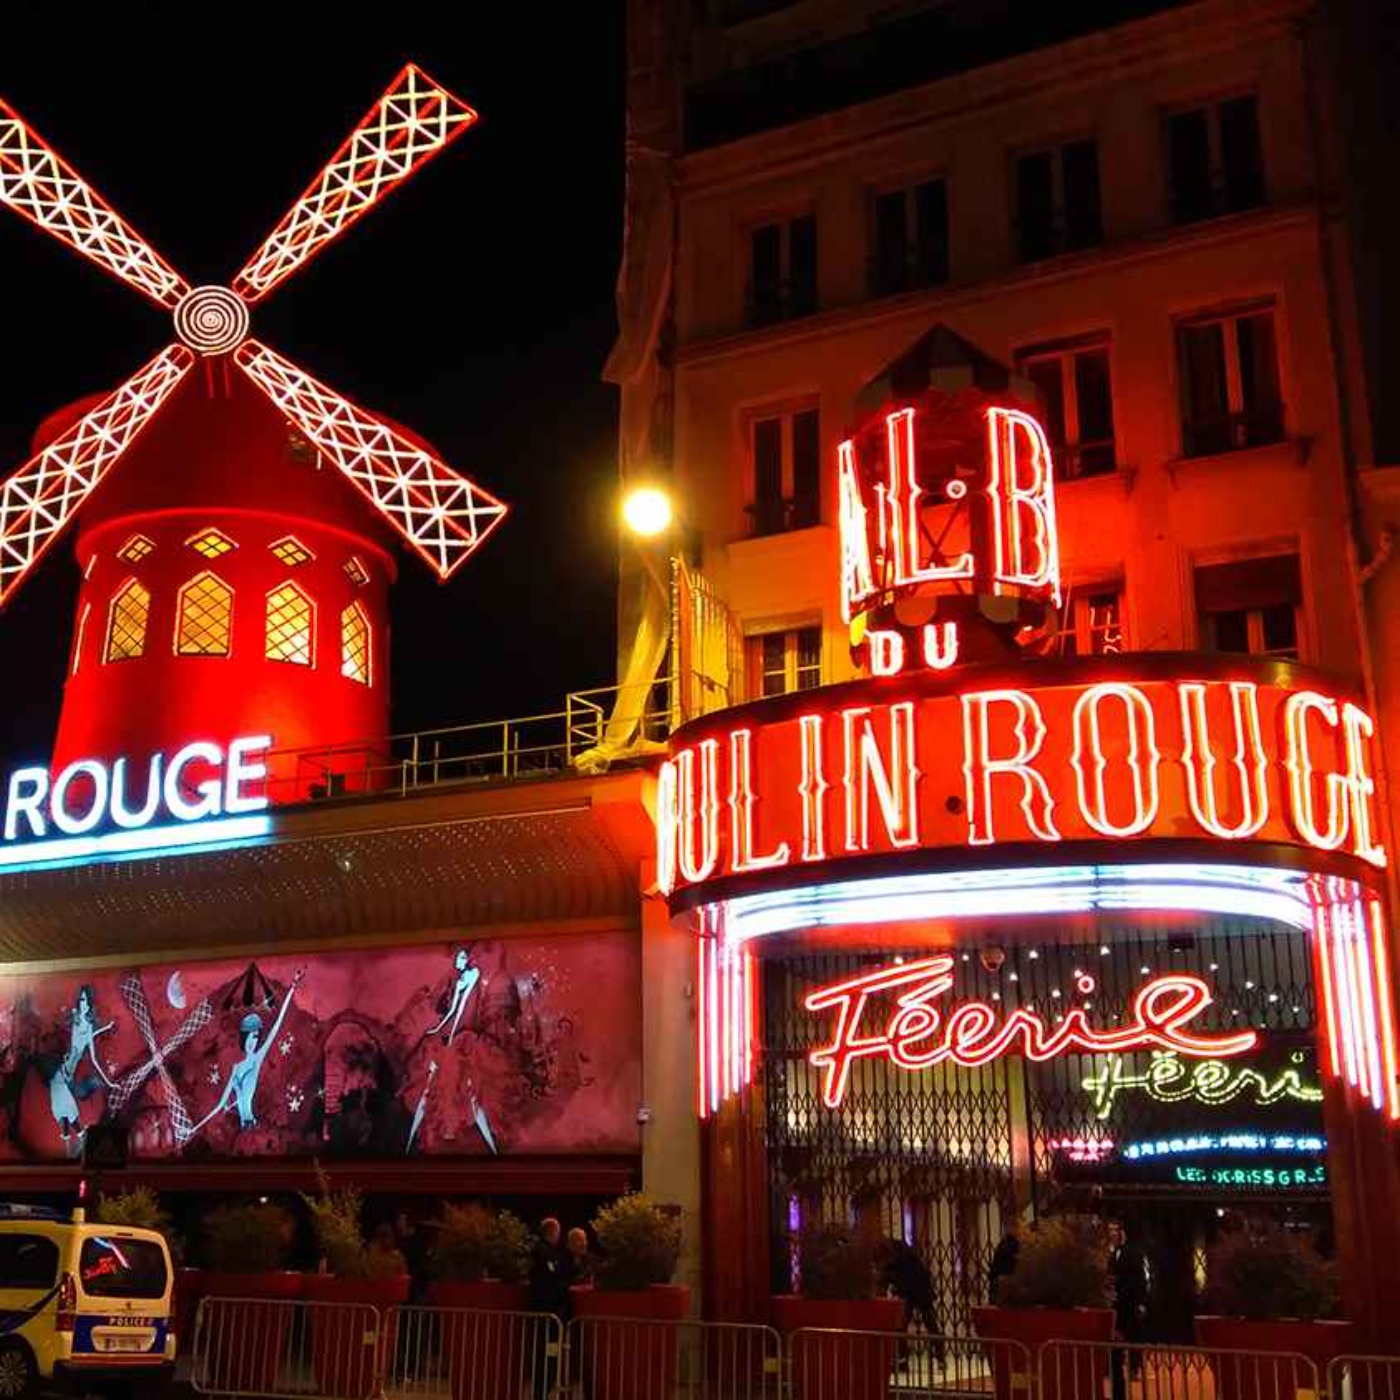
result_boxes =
[49,986,116,1143]
[190,970,304,1135]
[426,947,498,1154]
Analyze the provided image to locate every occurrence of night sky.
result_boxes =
[0,7,625,771]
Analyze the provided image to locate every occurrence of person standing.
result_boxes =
[527,1218,569,1399]
[1110,1219,1150,1400]
[877,1237,945,1364]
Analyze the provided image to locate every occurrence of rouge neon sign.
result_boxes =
[0,735,272,868]
[805,954,1257,1108]
[657,666,1386,899]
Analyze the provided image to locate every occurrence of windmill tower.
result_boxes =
[0,67,507,799]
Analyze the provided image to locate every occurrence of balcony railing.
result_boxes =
[746,276,817,327]
[1182,403,1285,459]
[746,494,820,537]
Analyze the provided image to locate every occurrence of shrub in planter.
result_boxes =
[302,1172,408,1400]
[199,1202,300,1395]
[429,1204,534,1400]
[572,1195,689,1400]
[773,1222,903,1400]
[1197,1223,1354,1400]
[973,1216,1114,1400]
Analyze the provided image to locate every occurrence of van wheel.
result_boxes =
[0,1342,35,1399]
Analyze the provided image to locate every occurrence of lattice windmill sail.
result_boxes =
[0,64,507,607]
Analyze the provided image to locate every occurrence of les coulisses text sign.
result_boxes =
[657,661,1386,900]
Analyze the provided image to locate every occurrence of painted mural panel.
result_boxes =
[0,932,641,1161]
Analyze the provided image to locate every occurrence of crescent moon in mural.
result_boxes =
[166,972,186,1010]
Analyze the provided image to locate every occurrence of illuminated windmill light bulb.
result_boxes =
[173,285,250,356]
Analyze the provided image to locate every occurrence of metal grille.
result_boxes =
[104,577,149,661]
[763,917,1323,1339]
[340,602,370,684]
[266,581,314,665]
[176,571,233,656]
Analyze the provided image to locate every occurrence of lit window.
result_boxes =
[187,528,236,559]
[270,536,315,568]
[265,582,314,666]
[1017,337,1116,479]
[751,626,822,698]
[176,571,234,656]
[116,534,154,564]
[1059,587,1124,658]
[341,602,371,685]
[1196,554,1301,659]
[343,557,370,588]
[1177,304,1283,457]
[104,578,150,663]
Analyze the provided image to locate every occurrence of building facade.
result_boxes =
[611,0,1400,1345]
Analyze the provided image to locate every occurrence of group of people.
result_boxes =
[527,1216,596,1315]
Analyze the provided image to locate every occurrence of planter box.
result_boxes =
[974,1304,1114,1400]
[427,1280,532,1400]
[303,1273,410,1400]
[1196,1316,1358,1400]
[773,1295,904,1400]
[571,1284,691,1400]
[199,1271,305,1394]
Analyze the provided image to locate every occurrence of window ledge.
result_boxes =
[1165,437,1309,485]
[1057,467,1136,497]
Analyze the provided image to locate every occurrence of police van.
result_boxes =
[0,1205,175,1397]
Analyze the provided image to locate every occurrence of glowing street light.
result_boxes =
[621,485,674,539]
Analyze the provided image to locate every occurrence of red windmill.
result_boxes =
[0,65,507,797]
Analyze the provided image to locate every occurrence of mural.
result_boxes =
[0,932,641,1162]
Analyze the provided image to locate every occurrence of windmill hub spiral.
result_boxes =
[173,285,249,356]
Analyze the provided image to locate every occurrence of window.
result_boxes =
[1015,139,1102,262]
[343,556,370,588]
[1168,95,1265,225]
[341,602,371,685]
[749,214,817,325]
[1195,553,1301,659]
[1018,338,1116,478]
[104,578,150,663]
[80,1236,167,1300]
[186,528,236,559]
[265,582,315,666]
[1177,305,1283,457]
[871,178,949,296]
[116,534,154,564]
[270,536,314,568]
[0,1235,58,1290]
[176,572,233,656]
[1058,587,1124,657]
[749,407,820,535]
[752,627,822,698]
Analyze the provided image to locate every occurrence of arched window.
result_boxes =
[341,602,371,685]
[265,581,314,666]
[176,572,234,656]
[104,578,150,663]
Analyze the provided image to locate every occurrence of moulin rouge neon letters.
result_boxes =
[805,955,1258,1108]
[657,675,1388,896]
[3,734,272,843]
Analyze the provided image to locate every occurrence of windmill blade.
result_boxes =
[234,340,506,580]
[0,345,195,606]
[232,64,477,304]
[0,100,189,309]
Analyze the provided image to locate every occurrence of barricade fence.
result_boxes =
[189,1297,1398,1400]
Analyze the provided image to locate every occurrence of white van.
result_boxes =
[0,1205,175,1398]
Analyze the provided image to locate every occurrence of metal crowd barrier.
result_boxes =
[1038,1337,1319,1400]
[189,1297,1395,1400]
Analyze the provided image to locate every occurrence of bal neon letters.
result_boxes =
[3,734,272,843]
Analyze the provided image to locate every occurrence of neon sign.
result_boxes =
[0,735,272,869]
[658,668,1388,899]
[1174,1163,1326,1189]
[804,954,1257,1108]
[1123,1132,1324,1160]
[1081,1050,1324,1120]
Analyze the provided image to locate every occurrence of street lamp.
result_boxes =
[621,484,674,539]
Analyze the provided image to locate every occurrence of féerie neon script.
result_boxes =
[1081,1049,1324,1120]
[805,955,1258,1108]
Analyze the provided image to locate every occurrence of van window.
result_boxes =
[79,1236,167,1299]
[0,1234,59,1289]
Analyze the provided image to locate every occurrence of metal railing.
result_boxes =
[256,680,672,807]
[189,1297,1394,1400]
